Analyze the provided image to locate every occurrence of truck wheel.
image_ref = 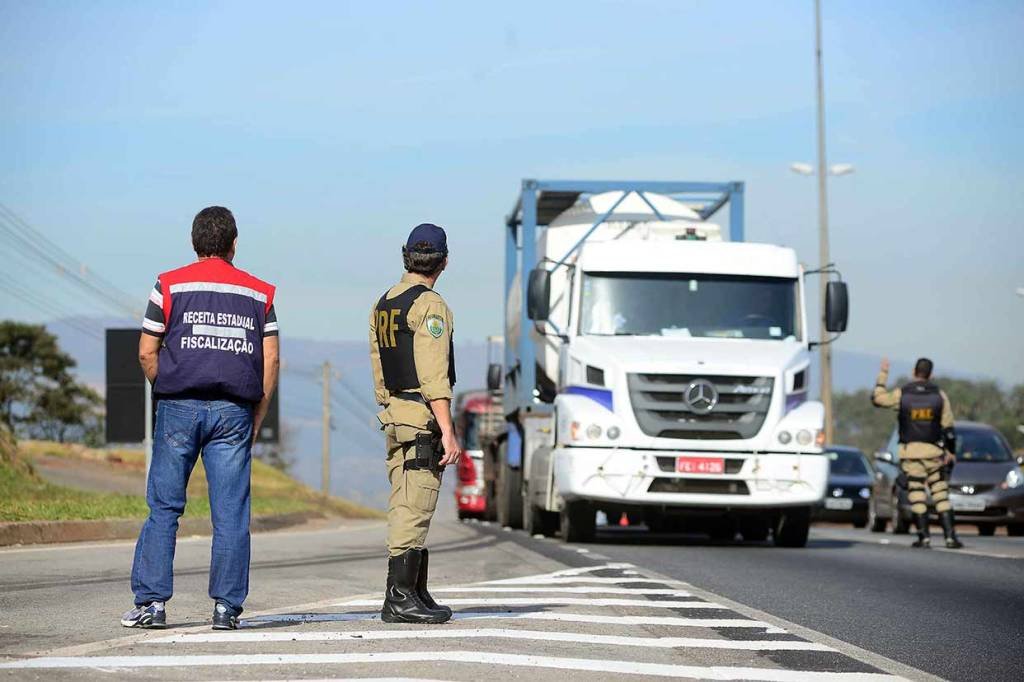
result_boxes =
[773,507,811,548]
[1008,524,1024,537]
[496,440,523,529]
[977,523,996,537]
[561,501,596,543]
[524,499,559,537]
[482,442,498,522]
[738,517,770,542]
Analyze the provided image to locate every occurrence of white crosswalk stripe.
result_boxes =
[0,562,907,680]
[336,597,726,608]
[149,627,835,651]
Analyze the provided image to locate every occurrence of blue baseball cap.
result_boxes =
[405,223,448,255]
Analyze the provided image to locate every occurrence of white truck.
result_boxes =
[490,179,849,547]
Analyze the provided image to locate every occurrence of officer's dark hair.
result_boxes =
[403,243,446,276]
[192,206,238,258]
[914,357,934,379]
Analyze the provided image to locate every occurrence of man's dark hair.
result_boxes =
[192,206,238,258]
[403,243,446,276]
[914,357,934,379]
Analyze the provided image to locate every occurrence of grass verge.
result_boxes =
[2,434,383,522]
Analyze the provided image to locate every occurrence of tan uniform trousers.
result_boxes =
[900,456,951,515]
[385,428,443,557]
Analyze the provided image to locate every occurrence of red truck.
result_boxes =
[454,389,505,520]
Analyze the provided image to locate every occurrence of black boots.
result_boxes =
[381,549,451,624]
[940,510,963,549]
[416,548,452,620]
[912,513,931,548]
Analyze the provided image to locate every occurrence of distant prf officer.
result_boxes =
[369,223,461,624]
[872,357,962,549]
[121,207,280,630]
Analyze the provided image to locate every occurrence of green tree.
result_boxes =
[0,321,100,442]
[834,375,1024,454]
[30,380,103,443]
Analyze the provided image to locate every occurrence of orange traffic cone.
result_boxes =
[618,513,630,527]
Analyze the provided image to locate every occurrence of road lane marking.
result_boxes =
[0,651,904,680]
[243,610,786,631]
[433,586,693,595]
[148,627,832,651]
[335,597,727,609]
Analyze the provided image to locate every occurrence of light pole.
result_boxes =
[804,0,836,444]
[790,160,853,445]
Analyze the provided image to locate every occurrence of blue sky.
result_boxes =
[2,0,1023,382]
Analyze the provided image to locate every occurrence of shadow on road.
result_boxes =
[589,526,856,550]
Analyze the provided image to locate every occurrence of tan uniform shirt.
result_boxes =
[369,273,454,432]
[872,369,954,460]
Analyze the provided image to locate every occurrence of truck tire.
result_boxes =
[496,440,523,529]
[773,507,810,548]
[977,523,996,537]
[482,442,499,522]
[560,501,596,543]
[524,495,559,537]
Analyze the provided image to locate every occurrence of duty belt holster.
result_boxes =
[404,420,444,473]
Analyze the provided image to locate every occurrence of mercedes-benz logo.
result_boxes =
[684,379,719,414]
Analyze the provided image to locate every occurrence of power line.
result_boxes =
[0,273,104,341]
[0,202,139,308]
[0,206,141,319]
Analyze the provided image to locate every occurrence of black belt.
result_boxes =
[393,391,426,404]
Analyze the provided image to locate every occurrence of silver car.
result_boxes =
[870,421,1024,536]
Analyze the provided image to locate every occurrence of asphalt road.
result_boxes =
[504,522,1024,682]
[1,492,1021,681]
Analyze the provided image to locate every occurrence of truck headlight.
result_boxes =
[859,487,871,499]
[1006,469,1023,489]
[796,429,812,446]
[607,426,621,440]
[777,430,792,445]
[585,424,603,440]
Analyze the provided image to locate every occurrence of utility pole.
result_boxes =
[321,360,331,496]
[814,0,835,444]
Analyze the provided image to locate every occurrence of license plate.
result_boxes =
[676,456,725,474]
[825,498,854,510]
[949,494,986,512]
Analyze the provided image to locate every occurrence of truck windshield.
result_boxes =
[579,272,799,340]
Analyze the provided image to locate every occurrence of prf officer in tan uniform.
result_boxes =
[872,357,962,549]
[369,223,461,624]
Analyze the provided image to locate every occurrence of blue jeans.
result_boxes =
[130,398,253,615]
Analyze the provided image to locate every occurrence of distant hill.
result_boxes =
[40,316,985,508]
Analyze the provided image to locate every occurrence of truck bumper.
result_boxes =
[553,448,828,509]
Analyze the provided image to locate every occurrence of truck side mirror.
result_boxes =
[527,269,551,321]
[825,281,849,332]
[486,363,502,391]
[875,450,893,464]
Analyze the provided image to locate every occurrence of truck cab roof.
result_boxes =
[577,240,801,279]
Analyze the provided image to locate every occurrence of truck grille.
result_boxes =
[627,373,774,440]
[648,478,750,495]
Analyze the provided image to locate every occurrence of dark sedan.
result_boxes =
[869,421,1024,536]
[815,446,873,527]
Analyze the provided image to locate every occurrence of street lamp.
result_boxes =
[790,163,856,177]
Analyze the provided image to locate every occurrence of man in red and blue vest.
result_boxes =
[121,206,280,630]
